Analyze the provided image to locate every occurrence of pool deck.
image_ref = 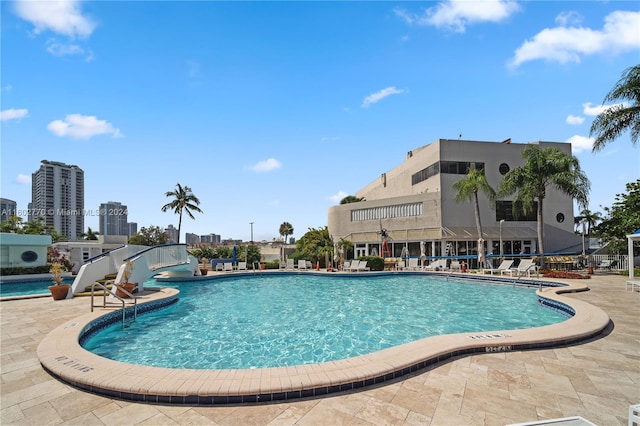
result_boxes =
[1,272,638,425]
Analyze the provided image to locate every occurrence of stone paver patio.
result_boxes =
[1,273,638,425]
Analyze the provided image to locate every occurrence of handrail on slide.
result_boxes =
[90,282,137,328]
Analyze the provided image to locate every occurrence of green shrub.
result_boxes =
[1,265,52,276]
[357,256,384,271]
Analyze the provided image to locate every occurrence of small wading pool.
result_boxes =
[0,277,74,298]
[81,274,569,369]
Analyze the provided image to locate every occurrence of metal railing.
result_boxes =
[90,281,137,328]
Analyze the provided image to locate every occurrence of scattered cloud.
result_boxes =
[555,11,583,27]
[16,174,31,184]
[13,0,97,38]
[1,108,29,122]
[362,86,406,108]
[510,10,640,68]
[46,39,94,60]
[47,114,122,139]
[583,101,623,116]
[566,115,585,125]
[566,135,594,153]
[394,0,519,33]
[329,191,348,204]
[2,85,12,92]
[250,158,281,173]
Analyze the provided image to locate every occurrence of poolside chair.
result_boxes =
[223,262,233,272]
[485,260,513,275]
[396,260,405,271]
[407,258,420,271]
[424,259,446,271]
[286,258,295,270]
[504,259,538,278]
[449,260,461,272]
[237,261,247,271]
[279,261,286,270]
[625,280,639,291]
[298,259,308,270]
[346,260,360,272]
[215,262,224,272]
[356,261,370,272]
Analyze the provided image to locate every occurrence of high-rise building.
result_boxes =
[185,233,200,245]
[200,233,221,244]
[0,198,17,222]
[99,201,129,236]
[30,160,84,240]
[127,222,137,238]
[165,224,179,243]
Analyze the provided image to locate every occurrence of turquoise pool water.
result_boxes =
[81,274,567,369]
[0,278,73,297]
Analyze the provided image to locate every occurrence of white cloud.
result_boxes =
[583,101,623,116]
[510,10,640,68]
[46,39,93,60]
[16,174,31,184]
[394,0,519,33]
[47,114,122,139]
[362,87,406,108]
[329,191,348,204]
[566,115,585,125]
[250,158,281,173]
[566,135,594,153]
[13,0,96,38]
[555,11,583,27]
[0,108,29,122]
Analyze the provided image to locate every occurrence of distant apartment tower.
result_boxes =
[185,233,200,245]
[30,160,84,240]
[200,233,221,244]
[127,222,138,238]
[165,224,179,243]
[0,198,17,222]
[99,201,129,236]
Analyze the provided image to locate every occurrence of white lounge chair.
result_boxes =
[407,258,420,271]
[346,260,361,272]
[396,260,405,271]
[286,258,295,270]
[485,260,513,275]
[625,280,639,291]
[237,261,247,271]
[424,259,446,271]
[450,261,462,272]
[504,259,538,277]
[215,262,224,272]
[298,259,308,270]
[356,261,370,272]
[223,262,233,272]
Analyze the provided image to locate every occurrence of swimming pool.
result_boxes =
[81,274,568,369]
[0,277,74,298]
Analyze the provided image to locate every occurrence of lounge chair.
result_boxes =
[424,259,446,271]
[279,261,286,270]
[485,260,513,275]
[298,259,308,270]
[597,259,617,270]
[342,260,351,271]
[504,259,538,277]
[449,261,462,272]
[223,262,233,272]
[356,261,370,272]
[237,261,247,271]
[346,260,362,272]
[626,280,639,291]
[215,263,224,272]
[396,260,405,271]
[286,258,295,270]
[407,258,420,271]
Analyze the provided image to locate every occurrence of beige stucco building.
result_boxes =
[328,139,581,265]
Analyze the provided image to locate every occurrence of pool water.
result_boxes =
[81,274,567,369]
[0,278,74,297]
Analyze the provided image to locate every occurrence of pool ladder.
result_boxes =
[90,281,138,328]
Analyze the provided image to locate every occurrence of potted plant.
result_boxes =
[48,262,71,300]
[116,260,136,298]
[200,258,209,276]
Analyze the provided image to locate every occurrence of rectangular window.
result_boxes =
[495,201,537,222]
[351,202,423,222]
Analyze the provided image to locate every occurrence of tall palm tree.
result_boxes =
[577,209,602,236]
[498,145,590,268]
[279,221,294,244]
[161,183,203,244]
[590,64,640,152]
[452,168,496,242]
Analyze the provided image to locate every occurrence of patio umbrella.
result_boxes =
[420,241,426,268]
[334,242,340,262]
[477,238,485,268]
[371,247,378,257]
[232,246,237,264]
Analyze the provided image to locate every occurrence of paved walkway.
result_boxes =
[1,273,638,425]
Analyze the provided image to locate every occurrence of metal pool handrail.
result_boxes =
[90,281,137,328]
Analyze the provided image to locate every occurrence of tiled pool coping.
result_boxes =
[36,274,611,405]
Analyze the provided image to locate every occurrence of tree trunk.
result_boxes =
[537,198,546,268]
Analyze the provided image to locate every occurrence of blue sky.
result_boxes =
[1,0,639,243]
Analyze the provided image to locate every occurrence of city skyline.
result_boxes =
[1,1,638,242]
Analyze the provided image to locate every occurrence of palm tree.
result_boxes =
[576,209,602,236]
[279,221,294,244]
[161,183,203,244]
[340,195,365,204]
[81,227,99,240]
[590,64,640,152]
[498,145,590,268]
[452,168,496,243]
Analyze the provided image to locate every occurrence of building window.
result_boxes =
[495,201,537,222]
[21,251,38,263]
[556,213,565,223]
[412,161,484,185]
[351,202,423,222]
[499,163,510,175]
